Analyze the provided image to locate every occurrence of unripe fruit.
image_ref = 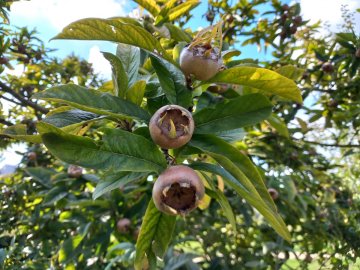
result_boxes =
[152,165,205,215]
[149,105,194,149]
[180,45,223,81]
[27,152,37,161]
[268,188,279,200]
[117,218,131,233]
[321,62,334,73]
[67,165,83,178]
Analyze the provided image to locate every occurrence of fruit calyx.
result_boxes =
[149,105,194,149]
[152,165,205,216]
[179,21,224,81]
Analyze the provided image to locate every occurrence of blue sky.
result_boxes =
[6,0,360,79]
[1,0,360,168]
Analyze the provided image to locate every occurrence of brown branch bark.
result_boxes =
[300,139,360,148]
[0,117,13,126]
[0,81,49,114]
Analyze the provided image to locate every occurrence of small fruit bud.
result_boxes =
[268,188,279,200]
[27,152,37,161]
[180,45,223,81]
[321,62,334,73]
[152,165,205,216]
[149,105,194,149]
[117,218,131,233]
[67,165,83,178]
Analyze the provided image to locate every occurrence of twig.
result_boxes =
[297,139,360,148]
[0,81,49,114]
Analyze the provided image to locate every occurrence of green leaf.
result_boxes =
[164,23,192,43]
[53,18,176,66]
[58,223,91,263]
[205,66,302,103]
[167,0,200,21]
[276,65,305,81]
[116,43,141,88]
[132,0,160,16]
[1,124,41,143]
[201,173,236,233]
[150,55,192,108]
[102,52,128,98]
[135,199,176,270]
[189,135,291,241]
[38,122,167,174]
[126,80,146,106]
[93,171,147,200]
[266,114,289,138]
[24,167,55,188]
[43,109,99,128]
[33,84,150,121]
[194,93,272,134]
[222,49,241,60]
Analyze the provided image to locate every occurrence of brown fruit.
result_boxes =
[355,48,360,58]
[149,105,194,149]
[117,218,131,233]
[133,226,141,240]
[152,165,205,215]
[294,16,302,25]
[268,188,279,200]
[290,25,297,34]
[321,62,334,73]
[205,11,215,22]
[27,152,37,161]
[67,165,83,178]
[179,45,223,81]
[281,4,290,11]
[0,57,9,65]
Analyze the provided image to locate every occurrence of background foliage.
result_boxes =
[1,0,359,269]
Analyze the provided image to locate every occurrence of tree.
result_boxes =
[1,0,359,269]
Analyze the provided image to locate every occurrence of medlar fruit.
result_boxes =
[27,152,37,161]
[67,165,83,178]
[321,62,334,73]
[117,218,131,233]
[152,165,205,215]
[355,48,360,58]
[268,188,279,200]
[179,44,223,81]
[149,105,194,149]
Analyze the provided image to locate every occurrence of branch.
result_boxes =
[0,117,13,126]
[299,139,360,148]
[0,94,23,106]
[0,81,49,114]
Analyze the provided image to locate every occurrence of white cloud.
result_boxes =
[11,0,126,30]
[297,0,360,32]
[88,46,112,79]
